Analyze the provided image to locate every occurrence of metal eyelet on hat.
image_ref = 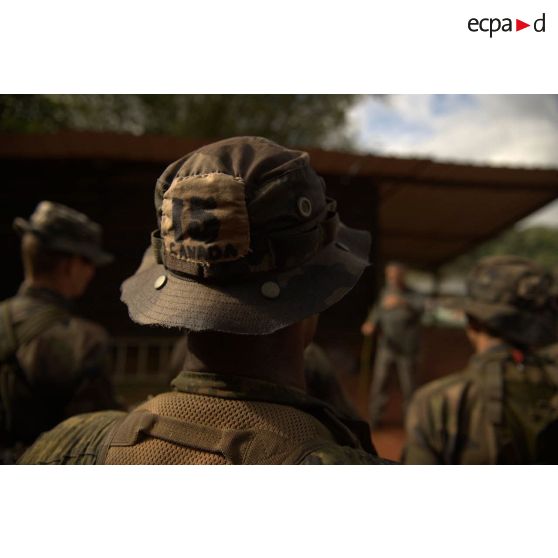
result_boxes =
[261,281,281,299]
[154,274,167,290]
[297,197,312,218]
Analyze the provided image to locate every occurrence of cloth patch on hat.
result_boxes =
[161,173,250,266]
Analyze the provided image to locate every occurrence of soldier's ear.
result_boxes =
[63,255,87,280]
[53,255,72,277]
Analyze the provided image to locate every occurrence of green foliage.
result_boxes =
[443,226,558,275]
[0,94,359,148]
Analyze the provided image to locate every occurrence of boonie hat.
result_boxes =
[121,136,371,335]
[14,201,113,266]
[446,255,557,346]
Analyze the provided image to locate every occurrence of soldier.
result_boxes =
[403,256,558,464]
[361,262,424,428]
[0,201,122,463]
[20,136,391,465]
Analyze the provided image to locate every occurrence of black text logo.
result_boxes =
[468,13,546,37]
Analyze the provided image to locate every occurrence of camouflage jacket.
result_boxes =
[20,371,393,465]
[402,346,558,464]
[0,284,121,455]
[367,286,424,356]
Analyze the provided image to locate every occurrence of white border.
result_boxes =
[0,1,555,92]
[2,465,556,558]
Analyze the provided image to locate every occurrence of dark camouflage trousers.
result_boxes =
[368,347,417,429]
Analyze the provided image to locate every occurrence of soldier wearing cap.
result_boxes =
[361,262,424,428]
[402,256,558,464]
[20,136,390,465]
[0,201,121,463]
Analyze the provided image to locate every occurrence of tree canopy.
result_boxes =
[0,94,360,148]
[443,225,558,275]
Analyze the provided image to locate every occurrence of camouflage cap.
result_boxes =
[14,201,113,266]
[121,136,371,335]
[448,255,557,346]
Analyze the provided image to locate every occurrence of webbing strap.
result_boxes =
[0,301,68,358]
[471,354,506,464]
[17,307,69,347]
[102,409,313,465]
[320,406,362,449]
[482,354,558,422]
[483,358,504,426]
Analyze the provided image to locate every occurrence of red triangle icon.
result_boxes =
[516,19,530,31]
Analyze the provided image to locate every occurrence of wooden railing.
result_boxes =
[109,336,181,383]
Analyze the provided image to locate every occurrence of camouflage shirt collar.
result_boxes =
[171,370,318,408]
[17,283,72,311]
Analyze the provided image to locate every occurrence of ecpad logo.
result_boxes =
[468,13,546,37]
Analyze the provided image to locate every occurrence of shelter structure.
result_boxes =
[1,132,558,390]
[1,131,558,335]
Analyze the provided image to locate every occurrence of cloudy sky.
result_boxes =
[349,95,558,227]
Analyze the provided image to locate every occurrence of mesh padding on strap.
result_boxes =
[104,391,336,465]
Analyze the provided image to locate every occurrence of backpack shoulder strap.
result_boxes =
[97,409,326,465]
[481,356,505,426]
[16,303,69,348]
[471,352,508,463]
[0,299,69,360]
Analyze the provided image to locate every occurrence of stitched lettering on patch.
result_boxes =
[161,174,249,264]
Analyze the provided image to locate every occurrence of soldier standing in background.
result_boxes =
[361,262,424,429]
[0,201,121,463]
[20,136,390,465]
[403,256,558,464]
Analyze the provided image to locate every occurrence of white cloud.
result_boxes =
[519,200,558,228]
[350,94,558,226]
[352,94,558,168]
